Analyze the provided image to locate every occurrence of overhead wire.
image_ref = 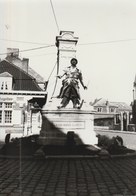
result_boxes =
[0,38,52,45]
[79,38,136,46]
[47,61,57,81]
[1,37,136,46]
[24,52,56,57]
[51,72,58,98]
[44,61,57,91]
[44,0,60,96]
[0,37,136,56]
[0,44,55,56]
[50,0,60,33]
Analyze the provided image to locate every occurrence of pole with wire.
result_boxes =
[51,49,60,98]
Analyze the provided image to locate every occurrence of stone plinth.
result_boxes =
[39,107,98,146]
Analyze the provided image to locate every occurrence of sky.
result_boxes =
[0,0,136,104]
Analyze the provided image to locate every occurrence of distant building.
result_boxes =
[92,98,133,131]
[0,48,47,142]
[132,75,136,125]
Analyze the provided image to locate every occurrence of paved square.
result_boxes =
[0,157,136,195]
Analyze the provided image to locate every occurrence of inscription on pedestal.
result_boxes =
[54,121,85,129]
[39,109,97,145]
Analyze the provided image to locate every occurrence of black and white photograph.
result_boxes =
[0,0,136,195]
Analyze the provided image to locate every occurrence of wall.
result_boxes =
[95,127,136,150]
[94,118,114,129]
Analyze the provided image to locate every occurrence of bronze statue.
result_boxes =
[57,58,87,109]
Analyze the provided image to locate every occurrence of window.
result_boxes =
[4,111,12,123]
[1,82,4,90]
[0,102,13,124]
[1,82,8,90]
[97,107,103,112]
[5,103,12,108]
[116,114,120,124]
[0,111,2,123]
[5,82,8,90]
[0,103,2,123]
[129,113,133,124]
[110,108,115,113]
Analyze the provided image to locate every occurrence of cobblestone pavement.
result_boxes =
[1,157,136,196]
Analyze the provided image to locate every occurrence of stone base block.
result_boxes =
[38,108,98,146]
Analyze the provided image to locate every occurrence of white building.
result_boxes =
[0,48,47,142]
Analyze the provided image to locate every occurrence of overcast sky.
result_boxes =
[0,0,136,104]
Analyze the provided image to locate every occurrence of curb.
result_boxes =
[110,152,136,159]
[0,155,34,160]
[1,152,136,160]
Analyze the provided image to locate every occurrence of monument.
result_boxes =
[38,31,98,146]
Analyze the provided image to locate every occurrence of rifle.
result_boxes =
[78,81,90,109]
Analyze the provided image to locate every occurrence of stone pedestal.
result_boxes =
[39,100,98,145]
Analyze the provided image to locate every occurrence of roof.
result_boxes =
[0,72,13,77]
[28,97,47,108]
[110,101,132,111]
[92,98,109,107]
[92,98,132,111]
[5,56,45,83]
[28,67,45,83]
[134,75,136,87]
[0,60,42,91]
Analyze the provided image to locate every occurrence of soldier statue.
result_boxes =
[57,58,87,109]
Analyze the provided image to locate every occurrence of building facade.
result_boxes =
[132,75,136,126]
[0,49,47,142]
[92,98,133,131]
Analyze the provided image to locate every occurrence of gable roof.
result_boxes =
[0,72,13,77]
[92,98,109,107]
[110,101,132,111]
[5,56,45,83]
[0,60,42,91]
[92,98,131,111]
[28,67,44,83]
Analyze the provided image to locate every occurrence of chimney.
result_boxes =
[6,48,29,73]
[106,100,109,113]
[7,48,19,58]
[22,58,29,73]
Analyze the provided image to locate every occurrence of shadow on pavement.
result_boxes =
[0,134,135,157]
[0,135,100,157]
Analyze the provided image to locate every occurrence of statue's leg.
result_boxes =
[58,86,71,108]
[72,98,79,108]
[62,97,70,107]
[58,97,70,109]
[57,85,64,98]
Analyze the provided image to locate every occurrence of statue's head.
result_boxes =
[71,58,78,66]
